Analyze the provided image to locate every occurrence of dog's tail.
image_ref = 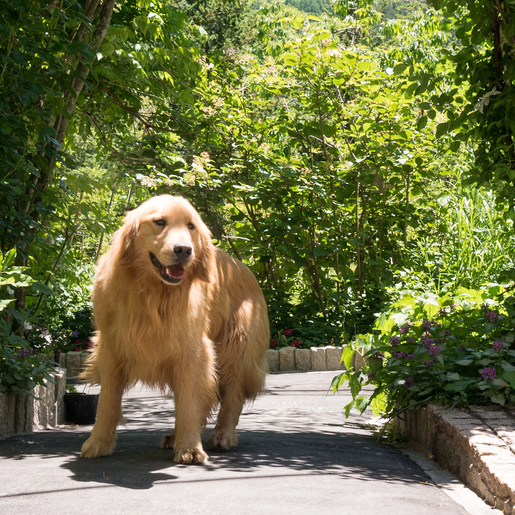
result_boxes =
[78,332,101,385]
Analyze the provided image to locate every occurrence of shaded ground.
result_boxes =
[0,372,471,515]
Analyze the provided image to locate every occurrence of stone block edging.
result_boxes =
[267,346,345,373]
[59,350,92,377]
[60,348,346,376]
[0,367,67,439]
[395,404,515,514]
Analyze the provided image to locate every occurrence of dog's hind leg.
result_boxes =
[208,384,245,450]
[208,300,268,450]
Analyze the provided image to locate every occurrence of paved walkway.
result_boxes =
[0,372,500,514]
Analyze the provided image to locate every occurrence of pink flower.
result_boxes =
[271,339,276,348]
[283,329,293,335]
[486,311,498,322]
[481,367,496,381]
[493,340,504,352]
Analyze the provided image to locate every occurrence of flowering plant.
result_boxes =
[332,285,515,420]
[52,307,94,353]
[270,329,302,349]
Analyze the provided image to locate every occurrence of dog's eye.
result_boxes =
[154,219,167,227]
[187,222,195,231]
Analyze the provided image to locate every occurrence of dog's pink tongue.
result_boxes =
[167,265,185,279]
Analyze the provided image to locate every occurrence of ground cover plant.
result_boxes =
[332,285,515,419]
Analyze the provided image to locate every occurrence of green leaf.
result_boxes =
[449,140,460,152]
[436,122,449,138]
[490,394,505,406]
[417,116,427,130]
[2,249,16,269]
[341,346,355,371]
[502,371,515,388]
[32,282,53,296]
[0,299,14,311]
[393,64,408,75]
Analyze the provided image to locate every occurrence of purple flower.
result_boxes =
[18,349,30,358]
[389,335,400,346]
[428,345,441,356]
[421,319,432,331]
[406,353,416,359]
[399,322,412,333]
[420,335,435,347]
[368,372,374,380]
[492,340,505,352]
[394,351,407,359]
[486,311,498,322]
[406,337,416,344]
[481,367,496,381]
[404,376,415,387]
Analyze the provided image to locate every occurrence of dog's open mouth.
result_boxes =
[150,253,185,284]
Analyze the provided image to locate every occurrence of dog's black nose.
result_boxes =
[174,244,192,256]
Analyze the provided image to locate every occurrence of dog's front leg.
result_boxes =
[161,340,216,465]
[80,367,126,458]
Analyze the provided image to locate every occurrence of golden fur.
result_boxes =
[79,195,269,464]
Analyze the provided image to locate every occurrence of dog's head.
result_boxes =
[110,195,214,285]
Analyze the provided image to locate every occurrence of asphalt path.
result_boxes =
[0,372,474,514]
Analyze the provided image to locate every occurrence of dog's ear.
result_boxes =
[195,217,215,282]
[109,210,139,267]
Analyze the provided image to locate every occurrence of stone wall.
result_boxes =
[267,346,345,372]
[0,367,67,439]
[395,404,515,514]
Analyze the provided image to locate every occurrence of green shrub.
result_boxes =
[0,249,56,395]
[332,284,515,419]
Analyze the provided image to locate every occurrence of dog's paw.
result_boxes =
[207,428,238,450]
[174,446,209,465]
[160,433,175,449]
[80,436,115,458]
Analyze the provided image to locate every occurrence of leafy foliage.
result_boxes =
[332,285,515,419]
[426,1,515,213]
[1,0,515,402]
[0,249,55,395]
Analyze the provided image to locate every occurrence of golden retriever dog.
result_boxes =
[79,195,269,464]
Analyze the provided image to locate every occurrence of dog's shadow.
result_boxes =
[0,424,430,492]
[57,426,429,491]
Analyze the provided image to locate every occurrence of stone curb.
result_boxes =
[59,350,92,377]
[0,367,67,439]
[395,404,515,514]
[60,348,348,376]
[266,346,346,373]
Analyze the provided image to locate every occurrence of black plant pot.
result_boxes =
[64,393,99,425]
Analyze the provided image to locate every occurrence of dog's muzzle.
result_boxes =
[150,252,186,284]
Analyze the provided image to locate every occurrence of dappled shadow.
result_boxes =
[0,376,427,494]
[0,425,429,492]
